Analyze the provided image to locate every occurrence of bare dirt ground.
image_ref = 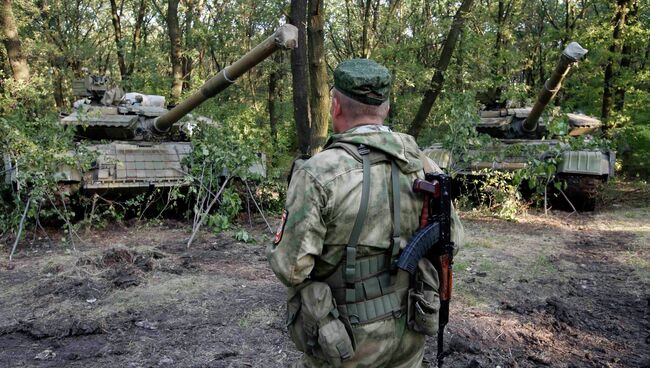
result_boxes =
[1,180,648,368]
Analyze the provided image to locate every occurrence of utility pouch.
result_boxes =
[286,281,355,366]
[407,258,440,336]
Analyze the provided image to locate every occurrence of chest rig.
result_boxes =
[319,142,408,325]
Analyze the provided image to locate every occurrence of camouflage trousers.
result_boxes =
[293,315,426,368]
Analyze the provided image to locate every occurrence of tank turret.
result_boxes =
[62,24,298,141]
[56,24,298,194]
[477,42,589,139]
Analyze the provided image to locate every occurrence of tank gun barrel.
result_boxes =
[154,24,298,132]
[521,42,588,133]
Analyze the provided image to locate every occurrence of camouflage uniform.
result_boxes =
[267,59,464,368]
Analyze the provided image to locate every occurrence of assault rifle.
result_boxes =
[395,173,454,367]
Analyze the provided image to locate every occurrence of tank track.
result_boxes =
[555,174,605,211]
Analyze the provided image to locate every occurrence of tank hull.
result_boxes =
[423,141,615,211]
[50,141,267,196]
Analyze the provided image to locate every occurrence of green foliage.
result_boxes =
[0,112,93,236]
[460,170,523,221]
[255,180,286,215]
[615,125,650,178]
[219,188,242,221]
[186,120,262,183]
[186,120,262,238]
[546,114,571,138]
[234,229,254,243]
[207,213,231,233]
[205,187,242,233]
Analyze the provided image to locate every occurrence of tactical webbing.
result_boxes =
[326,253,389,285]
[345,145,371,303]
[338,290,405,325]
[326,143,406,324]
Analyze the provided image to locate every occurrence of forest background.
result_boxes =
[0,0,648,234]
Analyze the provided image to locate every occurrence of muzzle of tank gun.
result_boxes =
[151,24,298,134]
[518,41,588,135]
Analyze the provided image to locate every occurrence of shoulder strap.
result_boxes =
[389,160,401,265]
[345,145,402,304]
[345,145,371,303]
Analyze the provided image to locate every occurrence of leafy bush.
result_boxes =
[207,213,231,232]
[184,120,264,246]
[234,229,254,243]
[219,188,243,221]
[459,170,523,221]
[0,112,93,241]
[615,125,650,178]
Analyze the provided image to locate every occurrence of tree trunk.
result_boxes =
[268,54,281,144]
[167,0,183,104]
[53,68,65,109]
[290,0,311,155]
[0,0,29,81]
[308,0,329,156]
[109,0,127,80]
[182,0,194,91]
[601,0,630,124]
[490,0,512,107]
[128,0,147,76]
[360,0,372,58]
[408,0,474,139]
[614,0,638,112]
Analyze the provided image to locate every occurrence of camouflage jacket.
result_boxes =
[267,125,464,287]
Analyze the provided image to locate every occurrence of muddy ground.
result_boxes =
[1,181,648,368]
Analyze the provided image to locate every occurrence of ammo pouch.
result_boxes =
[407,258,440,336]
[286,281,355,366]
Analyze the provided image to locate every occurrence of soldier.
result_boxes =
[267,59,464,367]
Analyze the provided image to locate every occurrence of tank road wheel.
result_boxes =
[556,174,605,211]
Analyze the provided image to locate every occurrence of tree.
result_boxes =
[167,0,183,103]
[182,0,197,91]
[128,0,147,76]
[601,0,631,123]
[407,0,474,139]
[0,0,29,81]
[290,0,310,154]
[109,0,128,80]
[308,0,329,155]
[614,0,639,112]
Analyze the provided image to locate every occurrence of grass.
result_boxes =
[97,274,238,317]
[454,285,486,308]
[463,239,495,249]
[477,259,496,273]
[599,177,650,208]
[528,254,556,276]
[238,306,277,328]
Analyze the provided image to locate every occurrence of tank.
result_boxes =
[424,42,615,211]
[55,24,298,196]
